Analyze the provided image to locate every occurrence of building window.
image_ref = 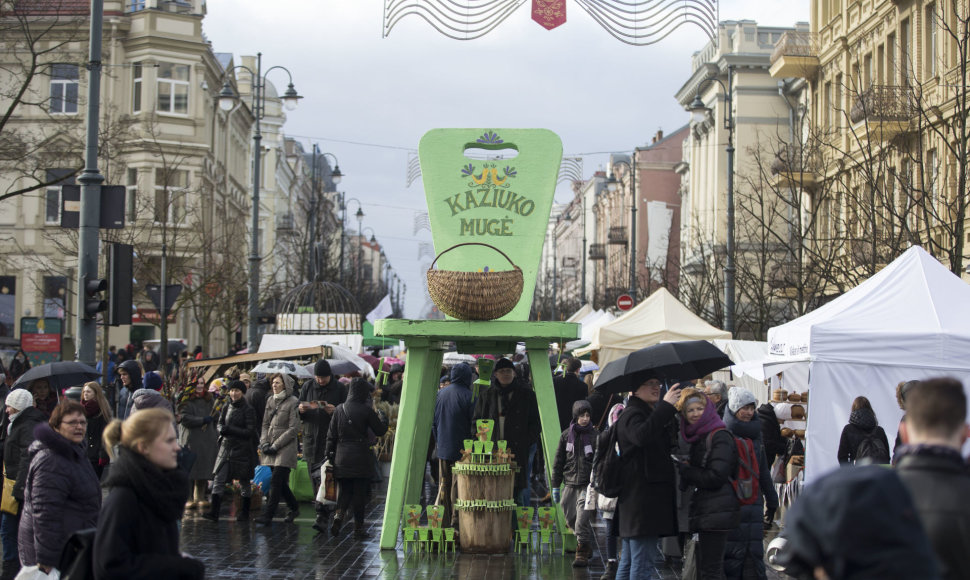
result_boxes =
[154,168,188,224]
[50,64,79,114]
[44,169,76,225]
[0,276,14,338]
[132,62,142,113]
[126,167,138,221]
[126,0,146,11]
[901,18,912,86]
[888,33,896,84]
[925,3,937,79]
[43,276,67,319]
[927,149,939,224]
[156,63,190,114]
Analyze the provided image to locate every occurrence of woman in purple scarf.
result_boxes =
[674,388,741,580]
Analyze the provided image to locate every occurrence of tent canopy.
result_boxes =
[711,339,770,404]
[574,288,731,367]
[766,247,970,483]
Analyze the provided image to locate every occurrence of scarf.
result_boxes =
[105,446,189,522]
[848,407,877,431]
[681,399,727,443]
[7,411,22,435]
[566,421,595,457]
[81,399,101,418]
[892,443,966,467]
[273,389,288,401]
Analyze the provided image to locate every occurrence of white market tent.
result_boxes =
[573,288,731,367]
[767,246,970,483]
[711,339,770,403]
[564,309,616,352]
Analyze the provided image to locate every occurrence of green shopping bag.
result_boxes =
[288,459,314,501]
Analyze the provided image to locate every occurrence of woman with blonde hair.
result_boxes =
[93,408,204,579]
[81,381,112,479]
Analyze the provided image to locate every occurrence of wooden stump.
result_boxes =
[455,468,514,553]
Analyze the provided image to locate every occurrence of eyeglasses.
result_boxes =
[62,420,88,428]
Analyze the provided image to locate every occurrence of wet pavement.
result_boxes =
[180,480,788,579]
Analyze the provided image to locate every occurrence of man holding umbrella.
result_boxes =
[299,360,347,534]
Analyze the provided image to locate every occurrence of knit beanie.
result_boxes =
[5,389,33,412]
[494,358,514,372]
[227,379,247,395]
[572,399,592,420]
[314,359,332,378]
[728,387,758,413]
[143,371,163,391]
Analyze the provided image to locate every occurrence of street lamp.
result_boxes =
[218,52,302,350]
[688,66,736,334]
[362,226,378,293]
[356,207,364,294]
[338,196,364,286]
[307,147,343,282]
[607,157,638,303]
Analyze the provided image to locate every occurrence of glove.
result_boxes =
[202,415,214,425]
[551,487,561,503]
[763,507,776,530]
[260,443,277,456]
[269,445,278,455]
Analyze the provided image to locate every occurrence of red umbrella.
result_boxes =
[360,354,380,371]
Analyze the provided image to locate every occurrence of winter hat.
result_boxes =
[143,371,163,391]
[494,358,515,372]
[227,379,247,395]
[239,373,252,384]
[5,389,33,412]
[313,359,332,378]
[132,389,170,412]
[728,387,758,413]
[572,399,592,420]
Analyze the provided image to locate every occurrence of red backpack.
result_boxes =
[705,428,760,506]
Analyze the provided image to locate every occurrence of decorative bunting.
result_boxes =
[532,0,566,29]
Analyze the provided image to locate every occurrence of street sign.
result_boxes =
[616,294,634,311]
[60,185,126,229]
[145,284,182,315]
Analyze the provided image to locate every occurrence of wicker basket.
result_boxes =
[426,242,524,320]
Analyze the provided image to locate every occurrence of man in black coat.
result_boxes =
[473,358,541,506]
[895,378,970,580]
[757,402,785,469]
[299,360,347,533]
[554,358,589,432]
[614,376,682,580]
[244,375,270,435]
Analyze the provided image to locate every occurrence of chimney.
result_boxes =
[654,129,664,143]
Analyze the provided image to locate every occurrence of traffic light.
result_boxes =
[83,276,107,319]
[108,243,133,326]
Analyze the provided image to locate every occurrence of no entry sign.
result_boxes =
[617,294,634,311]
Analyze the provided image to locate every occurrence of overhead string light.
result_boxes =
[383,0,718,45]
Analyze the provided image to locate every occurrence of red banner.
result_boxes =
[22,332,60,353]
[132,308,176,324]
[532,0,566,30]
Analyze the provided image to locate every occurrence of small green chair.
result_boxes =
[443,527,457,553]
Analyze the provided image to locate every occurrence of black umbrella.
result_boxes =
[594,341,733,394]
[11,361,101,392]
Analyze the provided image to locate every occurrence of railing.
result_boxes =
[849,85,915,124]
[770,31,817,64]
[276,213,294,231]
[608,226,628,245]
[589,243,606,260]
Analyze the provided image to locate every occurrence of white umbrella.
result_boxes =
[322,344,375,378]
[580,360,599,373]
[250,359,314,379]
[442,352,476,367]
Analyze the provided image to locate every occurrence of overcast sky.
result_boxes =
[202,0,811,318]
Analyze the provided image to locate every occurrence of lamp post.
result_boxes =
[581,190,588,306]
[338,197,364,287]
[355,208,364,295]
[689,66,736,334]
[362,226,378,294]
[218,52,303,350]
[606,156,638,303]
[307,147,342,282]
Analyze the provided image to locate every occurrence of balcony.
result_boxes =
[770,144,818,188]
[769,31,819,78]
[608,226,628,245]
[849,235,894,268]
[849,85,915,140]
[276,212,295,232]
[589,243,606,260]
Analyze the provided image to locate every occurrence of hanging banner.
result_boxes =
[532,0,566,30]
[20,317,62,366]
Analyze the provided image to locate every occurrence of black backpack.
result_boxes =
[592,422,625,498]
[855,430,891,464]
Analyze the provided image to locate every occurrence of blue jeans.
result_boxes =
[616,535,661,580]
[516,443,537,507]
[1,509,20,562]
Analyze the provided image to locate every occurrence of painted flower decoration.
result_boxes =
[477,131,504,144]
[503,166,517,178]
[461,163,475,177]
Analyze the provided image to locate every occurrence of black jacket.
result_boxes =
[586,391,617,430]
[2,406,47,501]
[551,426,598,488]
[896,447,970,580]
[325,381,386,479]
[724,409,779,579]
[757,403,785,469]
[94,447,204,580]
[298,377,347,468]
[245,379,271,435]
[473,377,541,492]
[615,396,679,538]
[837,421,890,465]
[84,412,109,465]
[214,397,257,482]
[554,374,589,432]
[679,428,741,532]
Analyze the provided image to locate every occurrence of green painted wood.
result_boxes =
[419,129,562,321]
[526,340,575,552]
[379,343,445,549]
[376,319,580,551]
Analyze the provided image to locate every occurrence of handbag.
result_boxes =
[681,533,699,580]
[770,456,786,484]
[288,459,314,501]
[14,565,59,580]
[58,528,96,580]
[1,476,19,515]
[316,460,337,506]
